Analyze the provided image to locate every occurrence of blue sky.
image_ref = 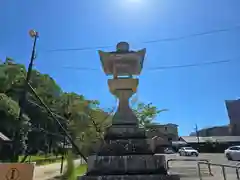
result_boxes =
[1,0,240,135]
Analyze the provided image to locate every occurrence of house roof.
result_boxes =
[0,132,11,141]
[180,136,240,143]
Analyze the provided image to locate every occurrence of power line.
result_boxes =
[60,56,240,72]
[29,94,117,139]
[46,25,240,53]
[145,57,239,71]
[30,126,64,138]
[27,99,67,121]
[47,45,112,53]
[142,25,240,44]
[62,66,99,71]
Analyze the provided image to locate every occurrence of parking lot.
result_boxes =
[162,153,240,180]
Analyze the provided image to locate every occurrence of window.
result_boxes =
[184,147,194,150]
[229,146,240,150]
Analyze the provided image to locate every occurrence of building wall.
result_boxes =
[190,126,230,137]
[146,123,179,141]
[188,99,240,137]
[225,99,240,136]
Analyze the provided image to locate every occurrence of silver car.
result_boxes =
[224,146,240,161]
[178,147,199,157]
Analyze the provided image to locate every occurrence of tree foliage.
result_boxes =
[133,102,168,128]
[0,58,113,160]
[0,58,165,161]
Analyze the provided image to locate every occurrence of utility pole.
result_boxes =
[13,30,39,162]
[195,124,200,147]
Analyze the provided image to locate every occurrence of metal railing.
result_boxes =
[198,161,240,180]
[166,158,212,175]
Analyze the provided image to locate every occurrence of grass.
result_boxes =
[18,155,63,165]
[75,164,87,176]
[19,155,58,161]
[52,165,87,180]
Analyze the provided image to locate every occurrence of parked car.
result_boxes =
[224,146,240,161]
[178,147,199,157]
[164,148,175,154]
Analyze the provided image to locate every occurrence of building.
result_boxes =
[146,123,179,141]
[225,99,240,136]
[189,99,240,137]
[145,123,179,153]
[189,125,230,137]
[179,136,240,152]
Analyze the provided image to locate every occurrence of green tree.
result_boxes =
[133,102,168,128]
[1,58,159,162]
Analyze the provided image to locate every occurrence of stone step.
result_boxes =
[78,174,180,180]
[87,154,167,175]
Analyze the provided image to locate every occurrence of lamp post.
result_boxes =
[19,30,39,113]
[13,30,39,162]
[18,30,39,118]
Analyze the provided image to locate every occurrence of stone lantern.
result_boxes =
[79,42,179,180]
[98,42,146,126]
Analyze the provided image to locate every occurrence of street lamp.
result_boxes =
[26,30,39,82]
[19,29,39,117]
[14,30,39,162]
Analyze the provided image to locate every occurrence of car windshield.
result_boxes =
[229,146,240,150]
[184,147,194,150]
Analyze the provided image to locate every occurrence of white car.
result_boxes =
[224,146,240,161]
[164,148,175,154]
[178,147,199,157]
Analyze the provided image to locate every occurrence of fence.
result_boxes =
[166,158,212,175]
[198,161,240,180]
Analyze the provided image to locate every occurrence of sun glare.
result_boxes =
[128,0,143,3]
[120,0,145,9]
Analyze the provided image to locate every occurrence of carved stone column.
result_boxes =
[108,78,138,126]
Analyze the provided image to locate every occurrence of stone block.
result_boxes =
[78,174,180,180]
[86,155,166,175]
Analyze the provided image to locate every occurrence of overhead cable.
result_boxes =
[46,25,240,53]
[143,25,240,44]
[60,56,240,72]
[146,57,239,71]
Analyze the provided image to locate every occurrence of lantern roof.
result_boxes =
[98,42,146,76]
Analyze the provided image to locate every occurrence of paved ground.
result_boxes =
[34,159,85,180]
[164,153,240,180]
[34,154,240,180]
